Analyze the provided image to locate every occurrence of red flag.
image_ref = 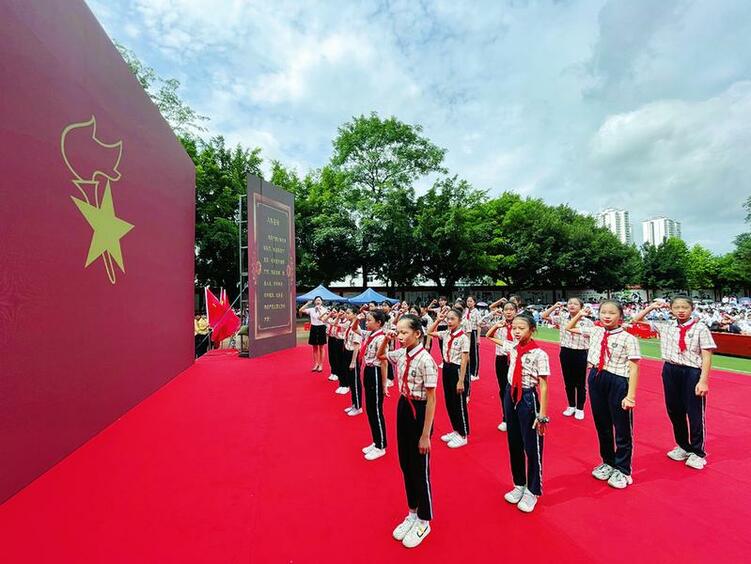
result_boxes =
[212,307,241,345]
[205,288,225,329]
[220,288,228,307]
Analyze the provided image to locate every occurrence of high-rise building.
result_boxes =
[596,208,633,245]
[642,217,682,246]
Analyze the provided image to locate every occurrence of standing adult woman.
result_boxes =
[299,297,328,372]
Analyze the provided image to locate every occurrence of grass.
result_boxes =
[534,326,751,375]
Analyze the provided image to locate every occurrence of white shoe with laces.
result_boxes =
[328,374,338,381]
[504,485,525,504]
[685,453,707,470]
[347,407,363,416]
[440,431,457,443]
[592,463,615,481]
[386,380,394,388]
[344,405,354,413]
[336,387,350,395]
[470,375,479,381]
[392,513,417,541]
[667,446,690,461]
[517,489,538,513]
[362,443,375,454]
[498,422,507,432]
[562,406,575,416]
[447,435,468,449]
[574,409,585,420]
[607,469,633,489]
[364,447,386,461]
[402,519,431,548]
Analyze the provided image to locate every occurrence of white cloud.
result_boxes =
[86,0,751,252]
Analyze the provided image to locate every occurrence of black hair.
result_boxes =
[670,295,694,308]
[568,297,584,308]
[399,313,424,337]
[600,299,624,317]
[345,305,357,314]
[509,294,523,306]
[514,312,537,330]
[503,302,518,312]
[438,295,448,302]
[466,295,477,304]
[448,307,464,319]
[368,310,387,326]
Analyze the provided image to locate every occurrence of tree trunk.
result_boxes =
[362,263,369,289]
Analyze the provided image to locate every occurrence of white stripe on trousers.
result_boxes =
[700,395,706,455]
[533,393,543,494]
[353,358,360,407]
[424,451,433,519]
[459,389,469,436]
[374,367,385,447]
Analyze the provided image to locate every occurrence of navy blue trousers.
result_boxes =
[442,363,469,437]
[346,352,362,409]
[467,329,479,383]
[504,388,544,496]
[588,368,633,475]
[364,365,387,449]
[662,362,706,458]
[397,397,433,521]
[495,355,509,422]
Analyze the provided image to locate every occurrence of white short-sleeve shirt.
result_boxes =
[654,319,716,368]
[386,344,438,401]
[579,326,641,378]
[304,306,327,326]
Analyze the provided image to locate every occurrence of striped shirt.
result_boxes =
[437,328,470,365]
[387,344,438,401]
[552,312,593,350]
[500,341,551,388]
[654,319,716,368]
[343,323,363,351]
[579,326,641,378]
[493,321,516,356]
[325,317,337,337]
[361,329,386,366]
[462,308,482,332]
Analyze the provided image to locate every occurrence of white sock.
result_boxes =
[408,510,417,518]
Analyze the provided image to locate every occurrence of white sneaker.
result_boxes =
[574,409,585,420]
[365,447,386,461]
[328,374,338,381]
[386,380,394,388]
[504,485,525,504]
[347,408,363,416]
[440,431,457,443]
[438,363,444,369]
[344,405,354,413]
[667,446,690,461]
[498,422,507,432]
[685,453,707,470]
[592,463,615,481]
[607,469,633,489]
[336,387,351,395]
[470,375,479,381]
[392,513,417,541]
[517,489,538,513]
[402,520,431,548]
[447,435,468,449]
[362,443,376,454]
[562,406,576,417]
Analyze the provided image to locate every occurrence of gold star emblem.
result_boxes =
[72,181,134,271]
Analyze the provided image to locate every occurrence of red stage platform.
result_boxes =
[1,342,750,563]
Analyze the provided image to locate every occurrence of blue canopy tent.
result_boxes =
[296,284,346,303]
[346,288,399,305]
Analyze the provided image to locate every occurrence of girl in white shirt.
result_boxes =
[298,297,328,372]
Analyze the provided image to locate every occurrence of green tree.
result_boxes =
[414,177,496,289]
[642,237,690,289]
[270,163,359,286]
[116,42,208,136]
[189,136,263,292]
[686,244,718,289]
[330,113,446,286]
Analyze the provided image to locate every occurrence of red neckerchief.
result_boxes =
[465,308,471,320]
[511,339,540,404]
[444,328,464,363]
[505,323,513,341]
[598,327,623,372]
[677,319,697,352]
[359,329,384,364]
[401,344,426,417]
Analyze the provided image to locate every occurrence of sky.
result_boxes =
[86,0,751,253]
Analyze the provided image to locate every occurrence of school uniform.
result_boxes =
[579,326,641,476]
[360,329,387,449]
[461,307,482,385]
[653,319,716,458]
[304,306,328,346]
[498,340,550,496]
[326,318,339,376]
[552,312,593,410]
[431,306,450,357]
[493,321,516,424]
[343,323,363,409]
[437,328,471,437]
[421,314,433,350]
[387,344,438,521]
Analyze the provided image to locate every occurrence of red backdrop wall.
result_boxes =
[0,1,195,503]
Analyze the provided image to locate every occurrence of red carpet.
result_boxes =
[1,341,750,563]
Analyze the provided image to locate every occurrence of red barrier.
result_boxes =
[712,332,751,359]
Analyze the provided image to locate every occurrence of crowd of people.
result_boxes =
[299,292,719,549]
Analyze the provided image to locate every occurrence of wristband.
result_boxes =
[536,415,550,424]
